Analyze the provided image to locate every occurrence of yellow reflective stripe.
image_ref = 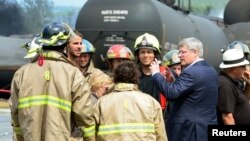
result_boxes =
[97,123,155,135]
[18,95,71,112]
[43,52,55,58]
[39,32,69,45]
[14,127,22,135]
[44,70,50,81]
[82,125,96,137]
[27,47,40,54]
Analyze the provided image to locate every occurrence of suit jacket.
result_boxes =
[152,60,218,141]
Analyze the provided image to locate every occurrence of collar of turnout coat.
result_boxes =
[31,51,76,66]
[112,83,139,92]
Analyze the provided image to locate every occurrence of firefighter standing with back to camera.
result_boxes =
[9,22,95,141]
[93,60,168,141]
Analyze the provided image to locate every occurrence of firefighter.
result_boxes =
[162,49,182,76]
[76,39,113,103]
[134,33,175,110]
[105,44,134,78]
[134,33,176,129]
[65,30,83,66]
[9,22,95,141]
[94,60,168,140]
[227,41,250,59]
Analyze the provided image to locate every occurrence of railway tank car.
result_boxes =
[0,36,30,98]
[223,0,250,53]
[224,0,250,25]
[224,22,250,47]
[75,0,229,71]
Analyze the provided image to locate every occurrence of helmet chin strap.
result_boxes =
[85,54,92,68]
[62,23,77,38]
[80,56,92,70]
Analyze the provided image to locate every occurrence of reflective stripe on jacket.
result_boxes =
[9,51,95,141]
[97,123,155,135]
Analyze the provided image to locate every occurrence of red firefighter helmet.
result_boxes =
[106,44,134,60]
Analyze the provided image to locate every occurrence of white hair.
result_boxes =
[178,37,204,58]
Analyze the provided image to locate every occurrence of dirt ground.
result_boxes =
[0,99,9,108]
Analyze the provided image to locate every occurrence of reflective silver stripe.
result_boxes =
[97,123,155,135]
[18,95,71,112]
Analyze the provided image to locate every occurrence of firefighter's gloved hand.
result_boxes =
[150,58,160,76]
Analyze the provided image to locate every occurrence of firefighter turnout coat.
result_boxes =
[9,51,95,141]
[81,61,104,83]
[94,83,168,141]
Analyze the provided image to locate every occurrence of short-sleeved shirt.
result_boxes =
[218,71,250,124]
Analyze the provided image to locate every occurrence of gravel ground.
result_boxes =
[0,108,12,141]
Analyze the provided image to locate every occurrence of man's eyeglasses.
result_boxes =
[178,49,195,55]
[178,50,188,54]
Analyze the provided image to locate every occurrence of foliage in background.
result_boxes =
[0,0,25,36]
[52,6,80,29]
[0,0,54,36]
[21,0,54,34]
[177,0,229,16]
[0,0,80,36]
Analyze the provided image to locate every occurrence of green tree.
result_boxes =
[175,0,229,16]
[0,0,54,36]
[0,0,25,36]
[191,0,229,15]
[21,0,54,34]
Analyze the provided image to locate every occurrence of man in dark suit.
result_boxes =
[150,37,218,141]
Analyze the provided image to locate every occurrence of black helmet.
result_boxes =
[35,22,70,47]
